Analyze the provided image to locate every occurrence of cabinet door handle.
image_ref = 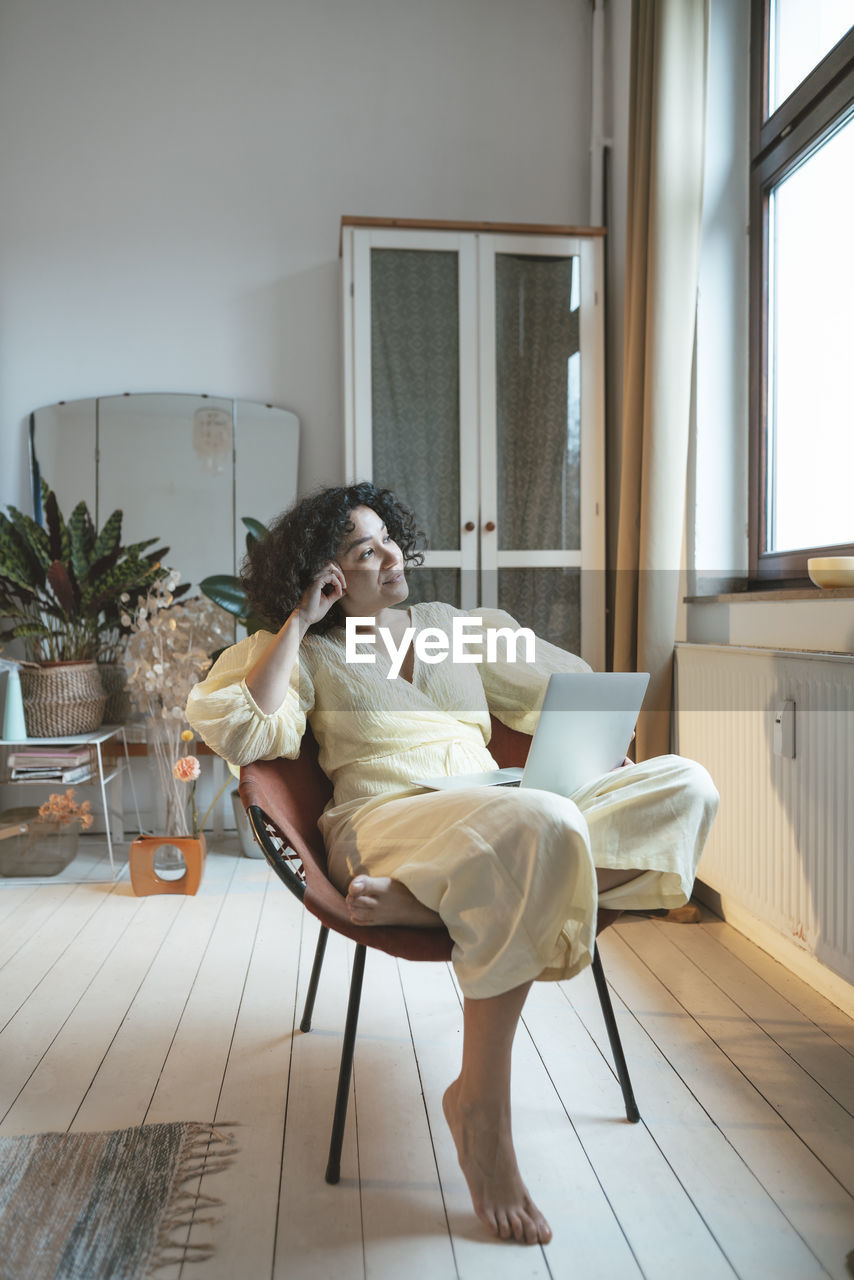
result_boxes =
[463,521,476,532]
[484,521,496,533]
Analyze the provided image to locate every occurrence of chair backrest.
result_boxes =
[241,721,331,867]
[488,716,533,770]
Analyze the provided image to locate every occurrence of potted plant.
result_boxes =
[0,480,171,736]
[198,515,268,635]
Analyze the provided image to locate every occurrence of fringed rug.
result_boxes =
[0,1121,236,1280]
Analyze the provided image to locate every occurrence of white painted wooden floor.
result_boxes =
[2,839,854,1280]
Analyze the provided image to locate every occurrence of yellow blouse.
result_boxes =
[185,602,590,810]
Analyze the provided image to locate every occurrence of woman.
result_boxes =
[186,482,718,1246]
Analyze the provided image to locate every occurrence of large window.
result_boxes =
[749,1,854,579]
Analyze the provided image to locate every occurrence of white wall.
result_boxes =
[0,0,594,513]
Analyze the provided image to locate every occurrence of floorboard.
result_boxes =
[524,976,735,1280]
[351,950,456,1279]
[2,888,183,1135]
[620,921,854,1194]
[145,857,270,1126]
[0,883,76,968]
[0,883,40,929]
[398,958,553,1280]
[606,923,854,1280]
[0,883,106,1015]
[182,873,302,1280]
[651,916,854,1115]
[274,926,365,1280]
[0,884,145,1128]
[2,850,853,1280]
[703,916,854,1058]
[570,933,828,1279]
[71,853,238,1133]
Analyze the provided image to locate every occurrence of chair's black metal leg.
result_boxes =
[591,942,640,1123]
[325,944,366,1184]
[300,925,329,1033]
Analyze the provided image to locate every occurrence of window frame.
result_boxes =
[748,2,854,581]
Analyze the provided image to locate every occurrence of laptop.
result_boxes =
[414,671,650,799]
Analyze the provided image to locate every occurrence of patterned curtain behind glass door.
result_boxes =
[495,254,581,651]
[370,249,461,606]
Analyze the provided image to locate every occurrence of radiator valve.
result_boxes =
[773,700,796,758]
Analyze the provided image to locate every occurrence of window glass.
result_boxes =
[766,113,854,551]
[768,0,853,113]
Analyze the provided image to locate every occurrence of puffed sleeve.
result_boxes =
[185,630,315,766]
[471,607,592,736]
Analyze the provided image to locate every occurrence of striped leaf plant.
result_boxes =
[0,480,176,664]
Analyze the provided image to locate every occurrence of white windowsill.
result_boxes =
[683,590,854,652]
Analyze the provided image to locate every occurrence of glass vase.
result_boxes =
[144,715,191,876]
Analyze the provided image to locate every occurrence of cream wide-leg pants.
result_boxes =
[322,755,719,1000]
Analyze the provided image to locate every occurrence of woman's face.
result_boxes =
[335,505,408,617]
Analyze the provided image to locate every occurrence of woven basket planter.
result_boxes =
[20,661,107,737]
[97,661,133,724]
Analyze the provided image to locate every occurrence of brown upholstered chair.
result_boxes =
[239,716,639,1184]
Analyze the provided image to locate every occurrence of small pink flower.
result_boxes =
[173,755,201,782]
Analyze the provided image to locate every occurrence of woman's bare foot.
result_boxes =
[442,1079,552,1245]
[345,875,443,927]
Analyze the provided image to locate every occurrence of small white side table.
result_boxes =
[0,725,142,878]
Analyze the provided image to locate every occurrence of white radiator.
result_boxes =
[674,643,854,992]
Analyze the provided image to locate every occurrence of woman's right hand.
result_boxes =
[247,562,346,712]
[297,561,347,631]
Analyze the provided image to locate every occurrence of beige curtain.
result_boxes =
[613,0,709,760]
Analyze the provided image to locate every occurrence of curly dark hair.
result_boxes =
[241,482,425,634]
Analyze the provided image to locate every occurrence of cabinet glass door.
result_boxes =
[479,236,604,660]
[347,231,479,609]
[343,224,605,666]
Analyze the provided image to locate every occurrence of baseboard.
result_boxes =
[694,880,854,1021]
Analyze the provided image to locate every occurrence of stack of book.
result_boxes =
[6,746,93,785]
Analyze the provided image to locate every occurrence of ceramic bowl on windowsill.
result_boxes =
[807,557,854,589]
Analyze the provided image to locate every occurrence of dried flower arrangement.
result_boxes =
[172,730,231,838]
[38,789,94,830]
[123,572,232,835]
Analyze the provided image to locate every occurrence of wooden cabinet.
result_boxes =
[341,218,606,667]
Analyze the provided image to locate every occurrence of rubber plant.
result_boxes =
[198,516,268,635]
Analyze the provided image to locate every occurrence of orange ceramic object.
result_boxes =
[129,833,206,896]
